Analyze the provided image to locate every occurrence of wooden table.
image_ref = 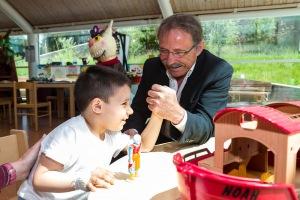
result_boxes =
[88,137,219,200]
[229,90,270,102]
[36,82,75,118]
[0,81,14,90]
[88,152,180,200]
[229,79,272,103]
[0,81,75,118]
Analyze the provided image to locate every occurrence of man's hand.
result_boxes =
[13,134,46,181]
[87,167,115,192]
[146,84,185,124]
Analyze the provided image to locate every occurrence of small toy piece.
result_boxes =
[127,134,141,178]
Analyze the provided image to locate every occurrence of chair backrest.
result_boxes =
[14,81,37,105]
[0,98,12,106]
[0,81,14,101]
[0,129,29,200]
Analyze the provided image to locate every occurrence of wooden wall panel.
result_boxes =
[1,0,300,31]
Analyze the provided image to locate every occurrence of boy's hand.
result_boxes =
[87,167,115,191]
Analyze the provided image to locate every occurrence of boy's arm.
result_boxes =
[140,113,163,152]
[33,154,115,193]
[33,154,75,192]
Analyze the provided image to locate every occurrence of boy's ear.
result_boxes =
[91,98,103,113]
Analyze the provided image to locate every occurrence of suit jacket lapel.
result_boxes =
[155,62,169,86]
[180,50,208,110]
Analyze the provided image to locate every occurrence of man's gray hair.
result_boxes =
[157,14,203,45]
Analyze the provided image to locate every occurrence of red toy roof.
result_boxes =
[214,106,300,134]
[267,101,300,109]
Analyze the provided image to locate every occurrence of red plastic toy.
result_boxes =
[173,101,300,200]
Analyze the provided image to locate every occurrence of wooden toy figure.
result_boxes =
[128,134,141,178]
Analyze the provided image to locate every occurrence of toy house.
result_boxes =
[211,105,300,185]
[174,101,300,200]
[267,101,300,117]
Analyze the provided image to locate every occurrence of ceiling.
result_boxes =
[1,0,300,34]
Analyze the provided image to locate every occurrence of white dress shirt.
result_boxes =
[166,62,195,133]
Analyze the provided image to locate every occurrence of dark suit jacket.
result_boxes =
[124,49,233,144]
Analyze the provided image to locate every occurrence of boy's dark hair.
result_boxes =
[75,66,131,112]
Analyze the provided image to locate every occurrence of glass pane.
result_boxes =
[202,15,300,104]
[118,25,159,64]
[39,30,94,65]
[9,35,28,80]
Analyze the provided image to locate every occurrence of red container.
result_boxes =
[173,149,298,200]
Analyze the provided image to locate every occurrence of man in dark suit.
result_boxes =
[124,14,233,145]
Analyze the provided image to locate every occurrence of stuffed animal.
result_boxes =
[88,20,125,73]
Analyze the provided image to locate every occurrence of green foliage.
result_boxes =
[215,44,300,60]
[203,20,238,56]
[39,31,89,54]
[9,36,27,58]
[16,67,28,77]
[203,18,278,56]
[128,51,300,86]
[0,31,15,57]
[39,37,92,64]
[128,50,158,64]
[232,62,300,85]
[236,18,277,44]
[119,25,159,57]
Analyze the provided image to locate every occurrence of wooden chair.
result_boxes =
[13,81,52,131]
[46,95,61,117]
[0,129,29,200]
[0,97,12,124]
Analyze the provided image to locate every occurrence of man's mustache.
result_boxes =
[168,63,182,69]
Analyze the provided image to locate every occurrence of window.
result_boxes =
[9,35,28,79]
[8,15,300,103]
[39,30,94,65]
[202,15,300,103]
[118,25,159,65]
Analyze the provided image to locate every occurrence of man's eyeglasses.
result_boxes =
[159,44,196,58]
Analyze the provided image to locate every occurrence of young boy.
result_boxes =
[18,66,162,200]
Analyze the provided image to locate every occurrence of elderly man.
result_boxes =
[124,14,233,144]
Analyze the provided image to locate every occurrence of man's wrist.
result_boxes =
[172,110,187,133]
[172,108,186,125]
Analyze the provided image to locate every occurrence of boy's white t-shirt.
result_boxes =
[18,115,130,200]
